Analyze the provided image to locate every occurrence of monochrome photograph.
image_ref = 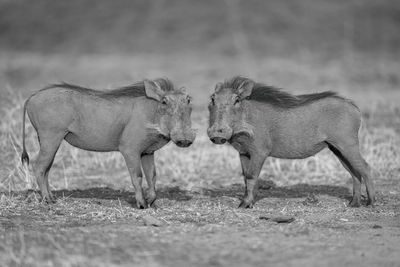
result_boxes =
[0,0,399,266]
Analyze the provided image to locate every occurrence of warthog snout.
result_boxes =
[207,126,233,145]
[176,140,193,147]
[171,129,196,148]
[210,137,226,144]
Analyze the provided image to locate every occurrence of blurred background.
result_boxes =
[0,0,399,192]
[1,0,399,104]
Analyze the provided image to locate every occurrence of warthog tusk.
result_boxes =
[145,124,170,140]
[232,122,255,139]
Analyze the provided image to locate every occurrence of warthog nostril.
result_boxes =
[176,140,192,147]
[210,137,227,145]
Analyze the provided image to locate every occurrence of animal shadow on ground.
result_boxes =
[49,180,352,207]
[54,186,193,207]
[201,180,353,204]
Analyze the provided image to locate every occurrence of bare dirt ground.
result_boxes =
[1,177,400,266]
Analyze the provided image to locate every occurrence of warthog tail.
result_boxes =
[21,98,30,165]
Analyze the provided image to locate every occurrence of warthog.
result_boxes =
[21,78,195,208]
[208,76,375,208]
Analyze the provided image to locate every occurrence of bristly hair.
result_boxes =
[223,76,357,108]
[43,78,175,99]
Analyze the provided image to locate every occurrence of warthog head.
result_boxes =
[144,80,196,147]
[208,80,255,144]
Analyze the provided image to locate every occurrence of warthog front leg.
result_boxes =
[238,152,267,208]
[141,153,157,208]
[121,152,147,209]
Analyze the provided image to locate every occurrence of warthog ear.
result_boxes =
[237,80,255,100]
[144,80,164,101]
[215,82,223,93]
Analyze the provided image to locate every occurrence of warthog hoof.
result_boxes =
[146,191,157,209]
[348,197,361,207]
[366,197,376,207]
[149,201,158,209]
[42,194,57,204]
[136,198,148,209]
[238,199,254,209]
[147,197,157,209]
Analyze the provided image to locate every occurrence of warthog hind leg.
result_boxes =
[34,131,64,203]
[339,157,362,207]
[327,142,375,207]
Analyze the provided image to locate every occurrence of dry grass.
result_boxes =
[1,81,399,194]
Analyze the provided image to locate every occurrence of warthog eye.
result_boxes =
[161,98,168,105]
[210,95,215,105]
[187,96,191,104]
[234,96,240,105]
